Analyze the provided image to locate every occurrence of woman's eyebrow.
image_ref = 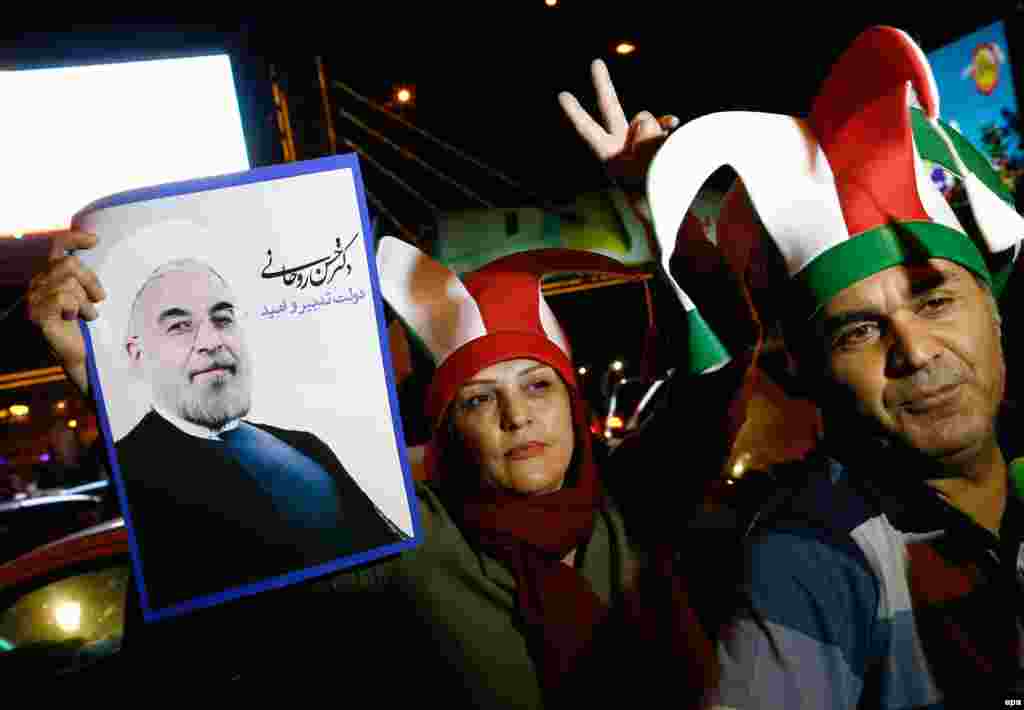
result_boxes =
[518,364,551,377]
[460,365,552,389]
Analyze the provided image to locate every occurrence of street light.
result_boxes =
[394,86,414,106]
[615,42,637,56]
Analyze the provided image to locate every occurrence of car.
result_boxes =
[0,465,430,688]
[0,512,421,686]
[0,516,130,683]
[0,490,106,563]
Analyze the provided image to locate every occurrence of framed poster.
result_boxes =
[74,154,420,621]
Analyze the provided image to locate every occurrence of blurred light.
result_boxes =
[726,479,735,486]
[731,451,752,479]
[396,87,412,104]
[545,0,558,5]
[54,601,82,633]
[604,431,613,439]
[39,453,50,462]
[0,409,8,420]
[9,404,28,417]
[578,366,587,376]
[68,419,78,429]
[56,400,66,411]
[610,360,624,372]
[615,42,637,56]
[607,415,624,430]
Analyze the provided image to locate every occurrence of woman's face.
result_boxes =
[451,358,575,495]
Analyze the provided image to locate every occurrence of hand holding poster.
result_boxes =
[73,154,420,622]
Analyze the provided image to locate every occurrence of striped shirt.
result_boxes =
[710,453,1024,709]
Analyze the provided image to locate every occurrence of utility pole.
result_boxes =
[269,64,297,162]
[315,56,339,154]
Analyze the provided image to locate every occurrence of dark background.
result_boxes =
[1,4,1021,458]
[3,4,1019,371]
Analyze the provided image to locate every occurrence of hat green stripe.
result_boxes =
[685,307,731,375]
[1011,457,1024,500]
[794,221,992,318]
[910,108,1013,204]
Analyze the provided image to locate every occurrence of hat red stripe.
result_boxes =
[467,271,544,336]
[808,27,937,238]
[810,26,938,148]
[829,88,932,236]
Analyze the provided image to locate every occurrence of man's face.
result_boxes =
[127,267,251,430]
[815,259,1005,466]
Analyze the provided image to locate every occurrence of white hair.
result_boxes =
[127,257,232,339]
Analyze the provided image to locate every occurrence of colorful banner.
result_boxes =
[926,20,1022,199]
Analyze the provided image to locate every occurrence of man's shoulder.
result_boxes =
[751,453,884,540]
[117,411,176,452]
[740,455,909,613]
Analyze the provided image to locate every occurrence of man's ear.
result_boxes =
[125,336,143,367]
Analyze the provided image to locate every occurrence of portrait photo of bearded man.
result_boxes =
[109,251,404,612]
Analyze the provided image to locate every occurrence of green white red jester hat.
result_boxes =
[646,25,1024,323]
[375,237,730,427]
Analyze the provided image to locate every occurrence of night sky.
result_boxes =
[1,4,1018,380]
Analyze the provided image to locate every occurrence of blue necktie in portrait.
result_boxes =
[217,423,352,550]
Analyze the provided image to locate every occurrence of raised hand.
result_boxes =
[558,59,679,187]
[25,230,105,394]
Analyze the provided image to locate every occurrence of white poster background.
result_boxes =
[77,165,414,536]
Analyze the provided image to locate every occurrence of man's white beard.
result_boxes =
[168,376,251,431]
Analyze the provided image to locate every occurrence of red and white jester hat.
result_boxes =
[647,26,1024,322]
[375,237,730,426]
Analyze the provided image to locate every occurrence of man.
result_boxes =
[30,254,404,611]
[562,28,1024,707]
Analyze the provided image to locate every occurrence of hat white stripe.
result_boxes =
[376,236,488,366]
[929,117,1024,254]
[911,131,966,236]
[537,283,572,358]
[647,111,850,283]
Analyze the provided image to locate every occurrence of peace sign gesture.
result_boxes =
[558,59,679,187]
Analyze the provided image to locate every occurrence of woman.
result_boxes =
[368,238,740,705]
[26,65,756,703]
